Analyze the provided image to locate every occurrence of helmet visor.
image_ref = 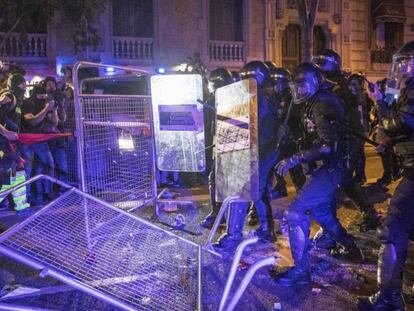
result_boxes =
[386,56,414,95]
[289,80,317,104]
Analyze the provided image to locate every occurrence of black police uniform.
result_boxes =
[274,85,363,286]
[274,90,306,193]
[358,77,414,311]
[327,72,377,232]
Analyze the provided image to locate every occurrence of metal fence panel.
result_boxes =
[0,189,200,311]
[63,98,79,186]
[78,95,155,210]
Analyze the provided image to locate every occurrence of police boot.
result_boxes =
[213,202,249,251]
[313,227,336,250]
[358,243,405,311]
[200,203,224,229]
[250,200,276,242]
[329,225,364,262]
[272,225,311,287]
[359,209,379,232]
[247,204,258,226]
[201,173,223,229]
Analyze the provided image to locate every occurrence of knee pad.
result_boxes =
[377,226,394,244]
[285,209,303,226]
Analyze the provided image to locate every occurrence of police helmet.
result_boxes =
[240,61,270,86]
[386,41,414,96]
[231,71,241,82]
[290,62,323,104]
[312,49,341,72]
[264,67,291,92]
[208,68,234,92]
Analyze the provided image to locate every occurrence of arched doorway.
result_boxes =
[281,24,301,72]
[313,25,327,55]
[281,24,329,71]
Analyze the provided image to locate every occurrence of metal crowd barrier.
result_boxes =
[0,175,207,311]
[73,62,157,212]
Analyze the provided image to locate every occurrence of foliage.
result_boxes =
[0,0,106,53]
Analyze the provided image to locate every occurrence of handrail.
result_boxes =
[218,237,258,311]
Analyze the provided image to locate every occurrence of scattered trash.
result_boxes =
[162,202,178,212]
[238,261,250,271]
[0,284,35,298]
[171,214,186,229]
[312,287,322,294]
[141,297,151,305]
[273,302,282,310]
[159,189,179,199]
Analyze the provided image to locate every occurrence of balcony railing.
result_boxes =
[371,48,395,64]
[113,36,154,60]
[209,40,244,62]
[0,32,47,58]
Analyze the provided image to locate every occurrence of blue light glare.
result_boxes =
[157,67,166,74]
[106,67,115,73]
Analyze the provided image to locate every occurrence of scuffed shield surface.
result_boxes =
[215,79,259,202]
[151,74,206,172]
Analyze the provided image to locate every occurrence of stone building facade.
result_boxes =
[1,0,413,81]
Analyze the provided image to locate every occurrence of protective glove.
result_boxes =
[274,155,301,177]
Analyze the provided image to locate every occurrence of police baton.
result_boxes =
[275,99,294,150]
[197,99,216,112]
[330,120,400,157]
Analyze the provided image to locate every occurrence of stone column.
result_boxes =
[265,0,276,61]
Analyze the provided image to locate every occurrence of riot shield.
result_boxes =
[151,74,206,172]
[215,79,259,202]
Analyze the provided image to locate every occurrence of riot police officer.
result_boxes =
[348,73,375,184]
[272,62,363,286]
[358,41,414,311]
[247,67,306,226]
[200,68,234,229]
[214,61,277,250]
[312,50,378,245]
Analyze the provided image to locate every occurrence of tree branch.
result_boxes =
[308,0,319,26]
[0,12,26,51]
[296,0,308,26]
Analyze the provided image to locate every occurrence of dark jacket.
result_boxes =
[299,88,345,165]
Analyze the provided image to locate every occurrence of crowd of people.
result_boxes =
[0,62,73,210]
[200,44,414,311]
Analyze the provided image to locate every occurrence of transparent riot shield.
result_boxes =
[215,79,259,202]
[151,74,206,172]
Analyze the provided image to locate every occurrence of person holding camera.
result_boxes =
[47,81,69,188]
[20,77,59,205]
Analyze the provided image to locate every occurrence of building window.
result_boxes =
[112,0,154,37]
[286,0,297,9]
[209,0,243,42]
[371,22,404,63]
[287,0,328,12]
[384,22,403,51]
[318,0,329,12]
